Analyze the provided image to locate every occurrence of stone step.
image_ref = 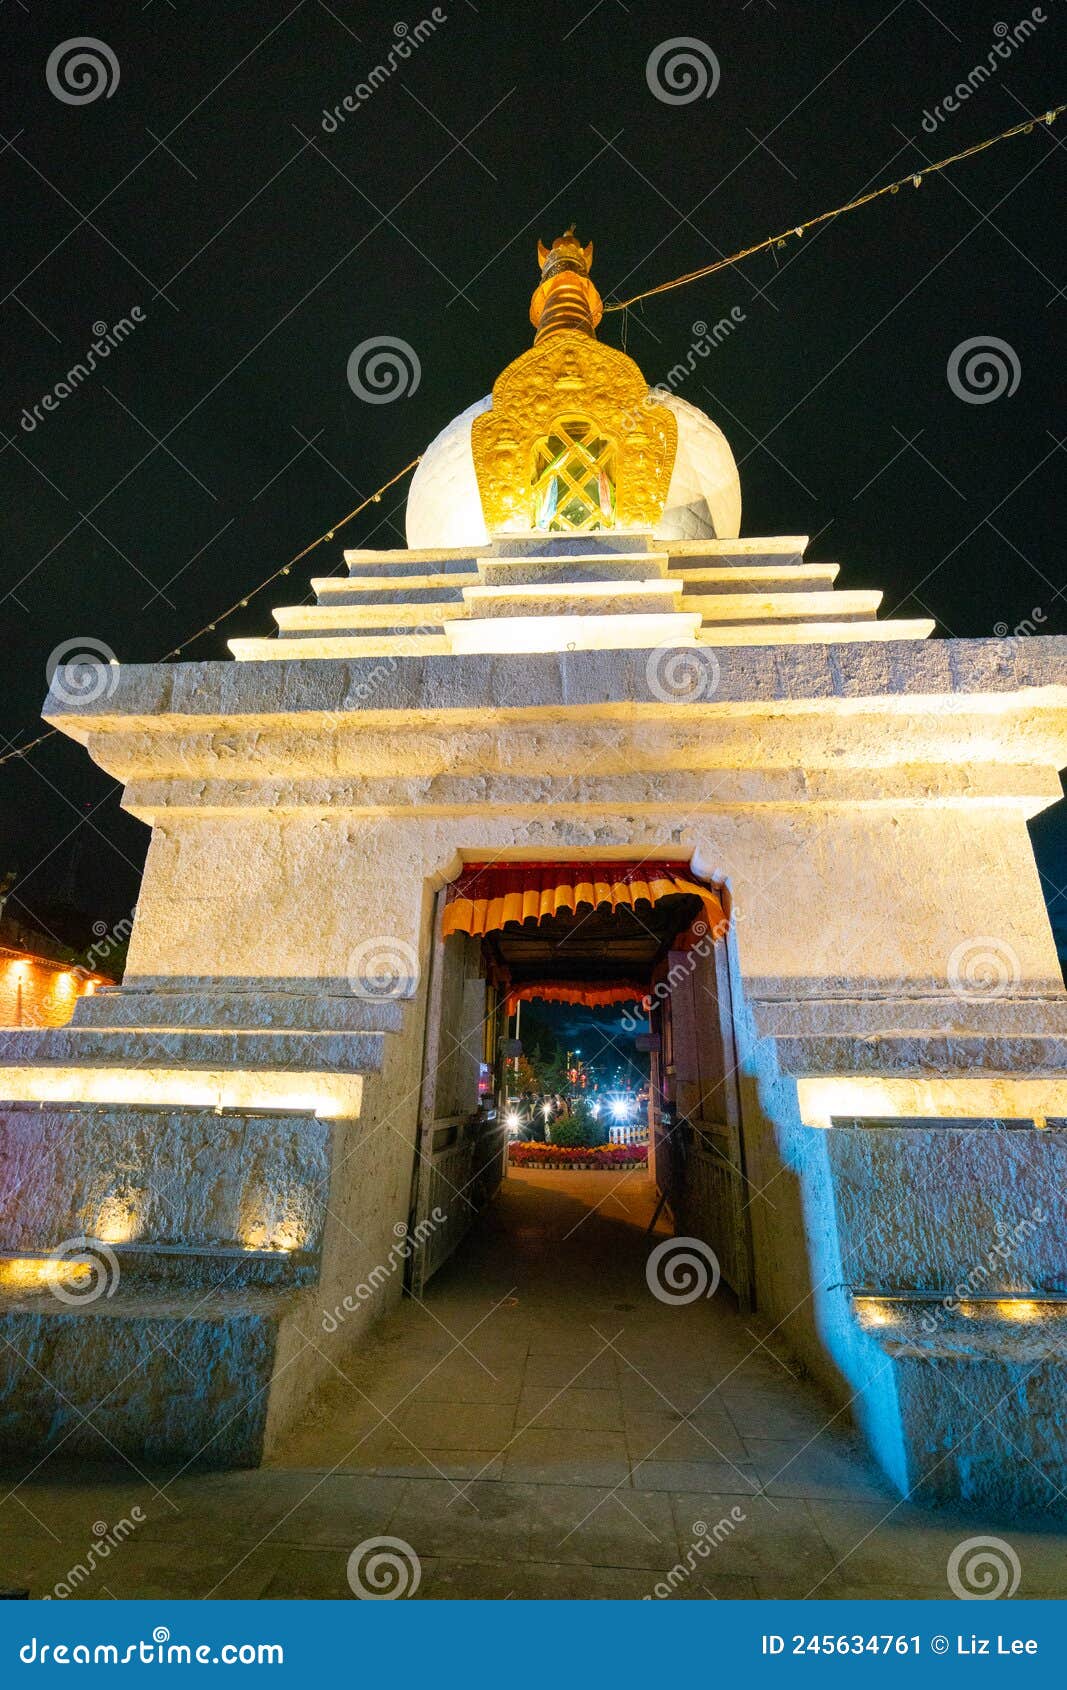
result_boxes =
[694,619,934,645]
[461,581,679,619]
[73,987,404,1035]
[477,554,669,586]
[684,590,881,622]
[774,1030,1067,1076]
[445,611,701,656]
[314,574,478,596]
[0,1100,331,1269]
[0,1026,386,1073]
[229,632,449,661]
[657,535,810,567]
[753,995,1067,1039]
[847,1301,1067,1511]
[277,601,454,632]
[0,1283,288,1465]
[489,534,655,558]
[676,563,839,591]
[315,585,467,605]
[231,616,936,661]
[343,546,488,570]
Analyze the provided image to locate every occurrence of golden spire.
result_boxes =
[471,231,677,536]
[530,228,603,342]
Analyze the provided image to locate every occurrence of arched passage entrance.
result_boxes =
[407,859,750,1307]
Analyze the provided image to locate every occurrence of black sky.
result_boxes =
[2,0,1064,951]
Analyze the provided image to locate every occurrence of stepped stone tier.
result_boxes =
[2,230,1066,1506]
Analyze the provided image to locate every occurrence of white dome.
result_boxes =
[405,387,740,549]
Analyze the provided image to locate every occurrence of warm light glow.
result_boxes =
[0,1066,359,1118]
[997,1299,1042,1321]
[798,1076,1067,1131]
[855,1298,895,1328]
[93,1193,144,1246]
[55,971,76,994]
[541,1101,552,1120]
[240,1226,299,1254]
[0,1257,91,1289]
[505,1111,521,1133]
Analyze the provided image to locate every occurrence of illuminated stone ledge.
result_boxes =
[43,637,1067,738]
[0,1101,330,1265]
[752,992,1067,1037]
[776,1030,1067,1077]
[72,986,404,1034]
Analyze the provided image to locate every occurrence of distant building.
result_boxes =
[0,920,110,1028]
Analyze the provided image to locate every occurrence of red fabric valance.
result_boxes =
[503,980,646,1017]
[442,860,727,941]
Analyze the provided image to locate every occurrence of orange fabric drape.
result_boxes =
[502,981,646,1016]
[442,860,727,940]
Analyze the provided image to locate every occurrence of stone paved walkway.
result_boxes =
[1,1168,1064,1599]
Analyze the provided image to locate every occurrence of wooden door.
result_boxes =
[657,928,754,1309]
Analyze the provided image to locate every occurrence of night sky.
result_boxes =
[2,1,1064,955]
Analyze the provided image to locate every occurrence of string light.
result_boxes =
[1,106,1061,771]
[0,456,421,770]
[603,107,1063,313]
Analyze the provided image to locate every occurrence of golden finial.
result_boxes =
[530,229,602,342]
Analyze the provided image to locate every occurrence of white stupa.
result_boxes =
[406,389,741,550]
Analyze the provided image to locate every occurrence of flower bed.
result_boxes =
[509,1141,647,1170]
